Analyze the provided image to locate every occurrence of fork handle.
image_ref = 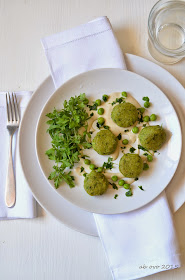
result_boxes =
[5,134,16,207]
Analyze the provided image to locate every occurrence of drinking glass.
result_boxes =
[148,0,185,64]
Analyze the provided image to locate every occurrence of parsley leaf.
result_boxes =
[138,145,153,156]
[111,97,125,106]
[130,147,136,153]
[125,190,133,197]
[102,95,108,102]
[114,194,118,199]
[87,102,98,111]
[110,182,118,190]
[102,157,114,170]
[48,166,75,189]
[104,125,110,130]
[46,93,92,188]
[142,96,150,102]
[138,186,144,191]
[117,133,122,140]
[80,167,84,173]
[138,145,148,152]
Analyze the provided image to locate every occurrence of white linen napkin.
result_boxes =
[0,92,37,219]
[41,16,181,280]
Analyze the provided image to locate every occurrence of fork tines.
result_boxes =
[6,93,19,123]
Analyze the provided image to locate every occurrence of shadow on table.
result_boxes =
[36,202,46,217]
[114,26,143,57]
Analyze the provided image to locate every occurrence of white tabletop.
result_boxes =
[1,0,185,279]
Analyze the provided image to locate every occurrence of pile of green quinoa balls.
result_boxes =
[83,92,166,198]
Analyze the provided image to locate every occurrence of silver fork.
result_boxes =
[5,93,20,207]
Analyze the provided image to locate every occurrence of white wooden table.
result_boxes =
[0,1,185,279]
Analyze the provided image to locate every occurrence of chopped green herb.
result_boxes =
[143,152,148,156]
[142,96,150,102]
[154,150,160,155]
[81,155,89,159]
[111,97,125,106]
[102,95,109,102]
[111,182,118,190]
[83,173,87,177]
[138,145,148,152]
[80,167,84,173]
[114,194,118,199]
[124,129,129,132]
[96,122,100,129]
[143,124,147,127]
[117,133,122,140]
[121,146,126,150]
[137,108,144,123]
[125,190,133,197]
[135,177,138,181]
[87,102,98,111]
[130,147,136,153]
[138,145,153,156]
[138,186,144,191]
[90,112,94,117]
[143,163,149,170]
[102,157,114,170]
[103,125,110,129]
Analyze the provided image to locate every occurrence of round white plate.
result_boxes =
[36,68,181,214]
[19,54,185,235]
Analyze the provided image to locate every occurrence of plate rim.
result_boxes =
[35,68,182,214]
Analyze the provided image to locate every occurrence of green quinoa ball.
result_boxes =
[84,170,109,196]
[119,153,143,178]
[139,125,166,151]
[111,102,138,128]
[92,130,118,155]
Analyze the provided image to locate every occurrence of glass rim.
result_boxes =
[148,0,185,57]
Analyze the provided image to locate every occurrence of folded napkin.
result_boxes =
[0,92,37,219]
[42,16,181,280]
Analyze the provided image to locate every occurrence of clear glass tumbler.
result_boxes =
[148,0,185,64]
